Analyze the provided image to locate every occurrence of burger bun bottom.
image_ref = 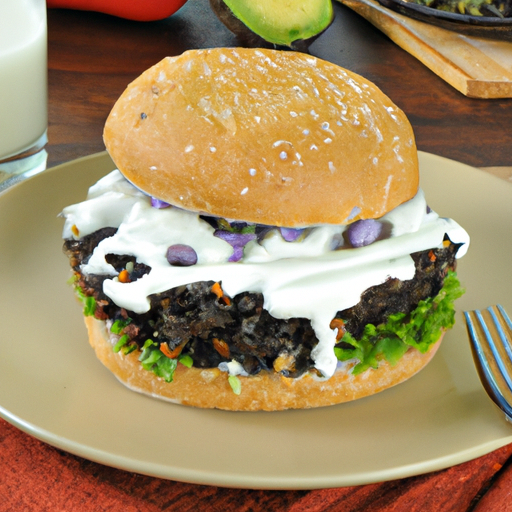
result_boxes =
[85,316,443,411]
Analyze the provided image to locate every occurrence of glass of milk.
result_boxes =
[0,0,48,189]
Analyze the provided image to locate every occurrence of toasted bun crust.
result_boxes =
[85,316,442,411]
[103,48,418,227]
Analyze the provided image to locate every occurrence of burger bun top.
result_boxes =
[103,48,418,227]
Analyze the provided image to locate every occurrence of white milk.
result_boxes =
[0,0,47,160]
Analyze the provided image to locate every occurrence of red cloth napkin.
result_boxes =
[1,417,512,511]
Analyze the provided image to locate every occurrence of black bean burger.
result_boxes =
[61,48,469,411]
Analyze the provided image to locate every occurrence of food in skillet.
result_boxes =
[409,0,511,17]
[61,48,469,411]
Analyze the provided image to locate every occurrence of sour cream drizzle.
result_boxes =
[61,170,469,379]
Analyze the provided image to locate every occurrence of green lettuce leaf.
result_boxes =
[72,282,97,317]
[334,270,464,375]
[136,339,192,383]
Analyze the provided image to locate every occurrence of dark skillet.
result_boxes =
[377,0,512,40]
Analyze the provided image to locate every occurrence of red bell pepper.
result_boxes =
[46,0,189,21]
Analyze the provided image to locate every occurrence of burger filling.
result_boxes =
[61,170,469,384]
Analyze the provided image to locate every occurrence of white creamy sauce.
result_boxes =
[61,170,469,379]
[218,360,248,377]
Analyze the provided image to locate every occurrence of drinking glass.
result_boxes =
[0,0,48,190]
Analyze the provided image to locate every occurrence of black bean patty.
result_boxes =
[64,230,459,378]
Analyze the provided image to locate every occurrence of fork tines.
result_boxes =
[464,305,512,422]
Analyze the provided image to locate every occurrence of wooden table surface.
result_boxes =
[1,1,512,510]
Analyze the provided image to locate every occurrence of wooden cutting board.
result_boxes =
[337,0,512,98]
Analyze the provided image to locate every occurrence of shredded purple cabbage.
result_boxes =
[214,230,257,262]
[280,227,304,242]
[151,197,170,209]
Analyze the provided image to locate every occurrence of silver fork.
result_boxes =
[464,305,512,423]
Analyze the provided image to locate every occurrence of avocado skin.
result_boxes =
[209,0,334,52]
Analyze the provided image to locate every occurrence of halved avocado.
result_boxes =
[210,0,334,50]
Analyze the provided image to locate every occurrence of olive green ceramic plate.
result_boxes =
[0,152,511,489]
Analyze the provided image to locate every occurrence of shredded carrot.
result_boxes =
[213,338,230,358]
[211,282,223,299]
[273,353,295,373]
[118,269,131,283]
[443,239,451,247]
[211,282,231,306]
[71,224,80,237]
[160,341,184,359]
[159,342,173,358]
[428,250,437,262]
[329,318,346,341]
